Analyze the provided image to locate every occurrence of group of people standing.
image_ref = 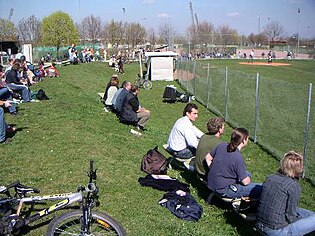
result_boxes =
[165,103,315,235]
[102,74,150,134]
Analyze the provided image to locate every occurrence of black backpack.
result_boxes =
[36,89,49,100]
[141,146,168,175]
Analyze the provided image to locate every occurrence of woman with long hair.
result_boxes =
[206,128,262,199]
[256,151,315,235]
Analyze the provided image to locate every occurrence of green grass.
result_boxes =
[177,59,315,183]
[1,61,314,235]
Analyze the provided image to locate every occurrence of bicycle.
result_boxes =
[135,73,152,90]
[0,160,127,236]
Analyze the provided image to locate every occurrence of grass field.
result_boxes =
[1,60,314,235]
[177,58,315,183]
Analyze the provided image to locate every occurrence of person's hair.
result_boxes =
[12,62,20,70]
[207,117,225,134]
[131,85,139,93]
[279,151,303,179]
[227,128,249,152]
[8,58,14,63]
[182,103,198,116]
[110,77,119,86]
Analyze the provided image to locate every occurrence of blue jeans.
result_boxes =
[0,107,8,142]
[223,182,262,199]
[0,88,16,113]
[256,208,315,236]
[6,83,30,102]
[166,146,196,159]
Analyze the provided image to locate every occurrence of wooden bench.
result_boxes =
[162,144,196,172]
[56,60,71,67]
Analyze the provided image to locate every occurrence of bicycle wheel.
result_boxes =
[46,210,127,236]
[143,80,152,90]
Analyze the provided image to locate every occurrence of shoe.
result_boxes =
[10,112,18,117]
[136,125,146,131]
[103,107,109,113]
[0,138,12,144]
[130,129,142,136]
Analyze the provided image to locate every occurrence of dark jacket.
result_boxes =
[5,69,22,84]
[119,92,138,124]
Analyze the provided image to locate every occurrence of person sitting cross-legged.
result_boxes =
[166,103,204,159]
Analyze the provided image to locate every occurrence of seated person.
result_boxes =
[166,103,204,159]
[0,101,16,144]
[206,128,262,199]
[45,62,60,77]
[195,117,225,179]
[119,85,150,130]
[0,85,17,115]
[256,151,315,236]
[112,81,131,115]
[103,75,119,112]
[5,62,31,102]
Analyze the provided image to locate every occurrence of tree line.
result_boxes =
[0,11,314,56]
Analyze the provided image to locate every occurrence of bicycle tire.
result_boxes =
[143,80,152,90]
[46,210,127,236]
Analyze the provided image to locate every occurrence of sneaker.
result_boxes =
[130,129,142,136]
[10,112,18,117]
[0,138,12,144]
[103,107,109,113]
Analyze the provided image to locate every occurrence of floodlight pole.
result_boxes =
[297,8,301,54]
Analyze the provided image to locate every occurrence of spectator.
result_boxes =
[166,103,204,159]
[118,57,125,75]
[113,81,132,115]
[5,62,31,102]
[46,62,60,78]
[256,151,315,236]
[0,101,16,144]
[206,128,262,199]
[195,117,225,179]
[103,75,119,112]
[119,85,150,130]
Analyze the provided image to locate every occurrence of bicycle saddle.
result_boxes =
[15,183,40,195]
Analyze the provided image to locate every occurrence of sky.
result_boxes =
[1,0,315,39]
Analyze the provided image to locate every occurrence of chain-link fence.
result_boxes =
[176,59,315,183]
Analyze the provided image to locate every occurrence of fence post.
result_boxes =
[254,73,260,143]
[302,83,312,178]
[193,60,196,96]
[224,66,228,120]
[206,63,210,108]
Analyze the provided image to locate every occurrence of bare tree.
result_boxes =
[263,21,285,41]
[17,15,41,46]
[125,22,146,47]
[81,15,102,43]
[158,20,175,47]
[0,18,17,41]
[196,21,215,46]
[146,28,157,49]
[104,20,123,46]
[217,25,239,46]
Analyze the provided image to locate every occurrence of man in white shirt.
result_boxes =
[167,103,204,159]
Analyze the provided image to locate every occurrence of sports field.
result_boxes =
[177,58,315,183]
[0,60,314,235]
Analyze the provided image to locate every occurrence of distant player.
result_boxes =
[248,50,254,63]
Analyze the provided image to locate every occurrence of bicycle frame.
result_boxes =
[13,191,83,225]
